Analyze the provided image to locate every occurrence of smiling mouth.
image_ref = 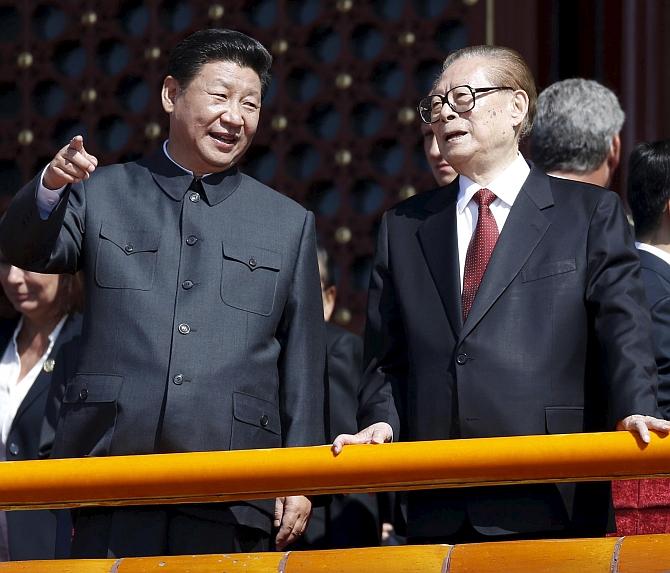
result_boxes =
[209,133,239,144]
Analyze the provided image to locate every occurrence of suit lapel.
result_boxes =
[12,315,79,426]
[417,182,462,337]
[460,168,554,340]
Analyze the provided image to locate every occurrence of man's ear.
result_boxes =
[607,133,621,173]
[509,89,529,129]
[162,76,180,114]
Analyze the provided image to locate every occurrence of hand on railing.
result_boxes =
[274,495,312,549]
[331,422,393,455]
[617,414,670,444]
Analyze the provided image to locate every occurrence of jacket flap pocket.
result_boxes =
[64,374,123,404]
[545,406,584,434]
[223,243,281,271]
[233,392,280,434]
[100,224,160,254]
[522,259,577,282]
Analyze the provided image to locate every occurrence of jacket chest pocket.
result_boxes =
[95,224,160,290]
[221,242,281,316]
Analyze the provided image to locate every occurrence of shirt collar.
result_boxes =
[150,142,242,206]
[11,314,68,351]
[162,141,213,178]
[636,242,670,267]
[457,153,531,213]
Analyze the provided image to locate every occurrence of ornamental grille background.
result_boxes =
[0,0,483,331]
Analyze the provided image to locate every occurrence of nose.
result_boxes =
[439,101,457,122]
[220,101,244,127]
[5,265,25,285]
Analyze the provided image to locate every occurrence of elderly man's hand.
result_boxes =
[617,414,670,443]
[43,135,98,190]
[331,422,393,455]
[274,495,312,550]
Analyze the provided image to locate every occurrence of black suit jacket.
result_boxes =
[359,168,659,538]
[0,149,326,535]
[0,314,81,560]
[302,323,380,548]
[637,249,670,420]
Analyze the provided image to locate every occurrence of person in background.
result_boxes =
[0,28,325,557]
[297,247,380,549]
[421,120,458,187]
[334,44,668,544]
[0,263,82,560]
[530,78,624,188]
[627,140,670,420]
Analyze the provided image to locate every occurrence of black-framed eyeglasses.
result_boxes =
[417,85,515,124]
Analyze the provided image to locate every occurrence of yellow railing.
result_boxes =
[0,536,669,572]
[2,432,670,570]
[0,431,668,510]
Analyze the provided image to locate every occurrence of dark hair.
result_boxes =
[627,140,670,239]
[440,45,537,139]
[167,29,273,95]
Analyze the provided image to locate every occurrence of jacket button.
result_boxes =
[79,388,89,400]
[189,192,200,203]
[178,323,191,334]
[8,443,19,456]
[186,235,198,246]
[182,280,194,290]
[260,414,269,427]
[456,353,468,365]
[173,374,184,385]
[249,257,257,268]
[124,244,134,253]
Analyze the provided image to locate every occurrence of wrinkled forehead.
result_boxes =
[435,56,494,92]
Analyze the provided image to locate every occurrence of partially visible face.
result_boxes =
[431,56,523,178]
[0,264,63,318]
[421,121,457,186]
[162,60,262,176]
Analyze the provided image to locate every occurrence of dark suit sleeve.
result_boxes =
[586,192,659,425]
[358,212,401,436]
[276,210,326,447]
[0,174,84,273]
[647,294,670,420]
[326,326,364,439]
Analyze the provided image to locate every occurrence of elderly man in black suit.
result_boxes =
[627,140,670,420]
[334,45,670,544]
[0,29,325,557]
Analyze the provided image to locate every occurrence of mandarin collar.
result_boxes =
[141,147,242,206]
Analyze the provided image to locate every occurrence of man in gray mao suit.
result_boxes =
[0,29,325,557]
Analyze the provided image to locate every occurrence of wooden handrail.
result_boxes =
[1,535,669,572]
[0,431,669,511]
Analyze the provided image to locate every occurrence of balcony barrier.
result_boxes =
[0,431,668,510]
[0,431,670,570]
[0,536,669,572]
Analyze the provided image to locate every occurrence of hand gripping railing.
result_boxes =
[0,432,670,571]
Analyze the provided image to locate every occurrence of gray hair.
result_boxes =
[530,78,625,174]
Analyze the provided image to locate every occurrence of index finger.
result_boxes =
[69,135,84,152]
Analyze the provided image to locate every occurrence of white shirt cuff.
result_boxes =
[36,166,66,220]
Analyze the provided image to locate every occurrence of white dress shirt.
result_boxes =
[636,242,670,267]
[0,314,67,561]
[456,154,530,290]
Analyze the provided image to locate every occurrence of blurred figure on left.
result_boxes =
[421,121,457,187]
[0,264,82,561]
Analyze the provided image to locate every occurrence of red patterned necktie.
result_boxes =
[462,188,499,321]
